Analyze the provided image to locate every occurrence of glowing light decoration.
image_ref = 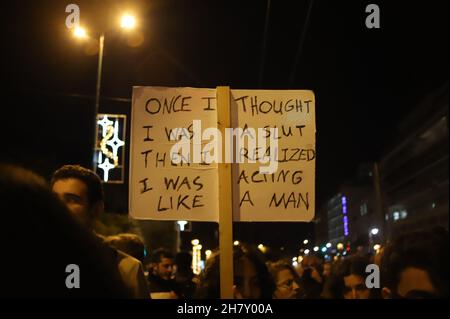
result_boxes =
[98,152,115,182]
[97,115,114,137]
[106,120,125,161]
[341,196,349,236]
[192,241,202,275]
[95,114,126,183]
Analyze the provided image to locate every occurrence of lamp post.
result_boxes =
[71,13,137,169]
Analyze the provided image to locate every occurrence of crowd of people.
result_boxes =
[0,163,447,299]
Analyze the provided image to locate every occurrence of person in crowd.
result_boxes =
[268,261,301,299]
[174,251,198,299]
[298,254,323,299]
[0,163,130,298]
[196,244,275,299]
[322,261,332,278]
[106,233,146,264]
[381,227,448,299]
[323,255,373,299]
[148,248,179,298]
[51,164,149,298]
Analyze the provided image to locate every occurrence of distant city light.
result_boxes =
[313,246,319,252]
[191,239,200,246]
[233,240,240,246]
[326,243,332,248]
[321,247,327,253]
[303,239,309,245]
[304,249,310,255]
[370,228,379,235]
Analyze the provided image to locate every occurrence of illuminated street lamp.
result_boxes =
[120,14,137,29]
[70,13,137,169]
[73,26,87,38]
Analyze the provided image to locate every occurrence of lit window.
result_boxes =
[393,212,400,221]
[360,202,368,216]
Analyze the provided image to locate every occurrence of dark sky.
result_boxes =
[2,0,448,253]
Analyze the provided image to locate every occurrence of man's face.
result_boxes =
[155,257,174,280]
[343,274,370,299]
[395,267,436,298]
[52,178,92,228]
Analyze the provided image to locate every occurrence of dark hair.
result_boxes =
[338,255,369,278]
[0,164,129,298]
[268,260,298,283]
[381,227,449,298]
[197,244,275,299]
[323,256,370,299]
[106,233,146,263]
[175,251,193,272]
[151,248,174,264]
[51,164,103,206]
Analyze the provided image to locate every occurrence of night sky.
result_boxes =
[2,0,448,253]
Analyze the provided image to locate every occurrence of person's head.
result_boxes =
[335,256,371,299]
[0,163,129,298]
[175,251,193,275]
[151,248,175,280]
[198,244,275,299]
[269,261,300,299]
[105,233,146,263]
[51,165,104,229]
[323,262,332,278]
[381,228,448,299]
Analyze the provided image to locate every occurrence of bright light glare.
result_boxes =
[121,14,136,29]
[73,26,87,38]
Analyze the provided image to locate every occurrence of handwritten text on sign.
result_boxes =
[130,87,315,222]
[130,87,219,221]
[231,90,316,222]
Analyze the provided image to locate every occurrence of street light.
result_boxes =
[121,14,137,29]
[70,13,138,169]
[73,26,87,38]
[303,239,309,245]
[370,228,379,235]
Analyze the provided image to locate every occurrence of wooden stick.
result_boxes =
[217,86,234,299]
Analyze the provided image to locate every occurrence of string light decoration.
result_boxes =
[95,114,126,183]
